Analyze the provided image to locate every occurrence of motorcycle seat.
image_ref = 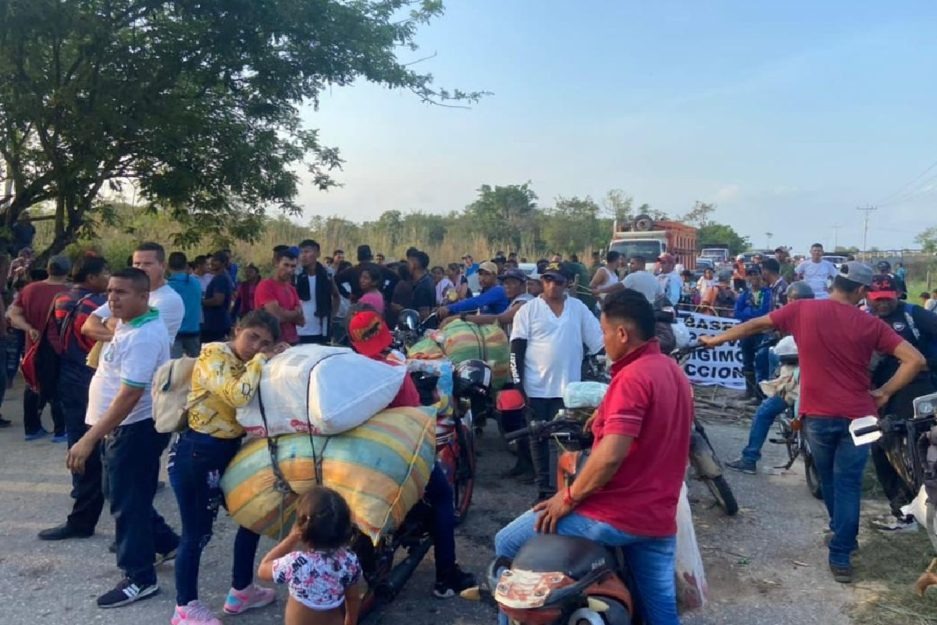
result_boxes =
[512,534,613,581]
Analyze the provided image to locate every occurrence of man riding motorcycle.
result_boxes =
[495,289,694,625]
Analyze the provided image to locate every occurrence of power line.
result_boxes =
[857,206,877,252]
[875,157,937,206]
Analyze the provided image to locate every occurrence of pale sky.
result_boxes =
[295,1,937,253]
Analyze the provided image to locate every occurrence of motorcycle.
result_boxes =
[674,344,739,516]
[464,415,637,625]
[851,391,937,552]
[395,309,489,523]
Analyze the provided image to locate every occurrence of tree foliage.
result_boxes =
[0,0,482,255]
[916,226,937,254]
[463,183,539,251]
[697,223,750,255]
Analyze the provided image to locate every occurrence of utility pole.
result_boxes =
[832,224,843,251]
[765,232,773,249]
[857,206,877,254]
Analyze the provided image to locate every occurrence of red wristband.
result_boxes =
[563,486,578,508]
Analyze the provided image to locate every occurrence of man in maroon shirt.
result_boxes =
[495,289,693,625]
[8,255,71,440]
[702,261,925,583]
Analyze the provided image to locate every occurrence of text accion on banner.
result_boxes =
[682,312,744,390]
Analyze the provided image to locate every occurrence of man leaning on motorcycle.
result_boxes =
[495,288,694,625]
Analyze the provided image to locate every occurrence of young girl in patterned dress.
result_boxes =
[258,486,363,625]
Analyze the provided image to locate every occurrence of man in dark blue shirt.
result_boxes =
[201,251,234,343]
[868,274,937,532]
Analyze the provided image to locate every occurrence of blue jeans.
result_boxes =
[169,430,260,605]
[803,417,869,567]
[425,463,457,578]
[102,420,179,586]
[495,510,678,625]
[741,395,788,465]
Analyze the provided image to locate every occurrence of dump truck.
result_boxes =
[609,215,699,271]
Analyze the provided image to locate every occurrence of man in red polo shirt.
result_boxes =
[494,289,693,625]
[701,261,925,583]
[254,249,304,345]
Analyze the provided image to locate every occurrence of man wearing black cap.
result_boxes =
[451,267,531,337]
[702,261,926,583]
[867,274,937,532]
[510,262,604,501]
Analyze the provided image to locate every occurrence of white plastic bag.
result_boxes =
[237,344,406,437]
[902,485,928,527]
[675,482,708,610]
[563,381,608,409]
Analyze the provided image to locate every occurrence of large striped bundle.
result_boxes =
[221,407,435,545]
[439,320,510,389]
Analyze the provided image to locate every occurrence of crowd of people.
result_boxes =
[1,233,935,625]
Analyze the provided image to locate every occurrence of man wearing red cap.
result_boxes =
[867,274,937,533]
[656,253,682,306]
[346,310,476,598]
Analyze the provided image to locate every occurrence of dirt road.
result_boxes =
[0,381,925,625]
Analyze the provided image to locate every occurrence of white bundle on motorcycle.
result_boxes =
[236,344,406,437]
[563,381,608,409]
[903,485,929,527]
[675,482,709,610]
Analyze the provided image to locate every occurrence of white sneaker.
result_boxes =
[870,514,918,533]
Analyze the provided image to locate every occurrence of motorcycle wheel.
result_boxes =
[453,423,476,525]
[702,476,739,516]
[802,441,823,500]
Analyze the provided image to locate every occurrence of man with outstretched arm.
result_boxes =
[700,261,925,584]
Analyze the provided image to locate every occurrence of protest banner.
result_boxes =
[681,312,744,390]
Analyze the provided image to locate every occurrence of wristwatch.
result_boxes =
[460,313,467,322]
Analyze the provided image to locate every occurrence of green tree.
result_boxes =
[464,183,538,250]
[0,0,482,254]
[679,201,717,227]
[916,226,937,254]
[543,195,607,253]
[697,223,749,255]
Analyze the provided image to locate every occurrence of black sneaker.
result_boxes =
[97,578,159,608]
[37,524,94,541]
[434,565,476,599]
[0,416,11,428]
[829,562,853,584]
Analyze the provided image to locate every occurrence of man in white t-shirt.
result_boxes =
[795,243,838,300]
[510,262,604,501]
[619,255,662,304]
[66,268,178,609]
[83,242,184,345]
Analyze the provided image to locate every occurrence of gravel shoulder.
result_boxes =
[0,381,912,625]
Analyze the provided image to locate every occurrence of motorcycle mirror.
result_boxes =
[460,587,481,601]
[586,597,610,613]
[849,416,883,446]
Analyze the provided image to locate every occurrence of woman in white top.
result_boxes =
[590,251,622,305]
[696,267,716,305]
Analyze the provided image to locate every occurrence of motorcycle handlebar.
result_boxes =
[853,424,880,437]
[503,418,583,443]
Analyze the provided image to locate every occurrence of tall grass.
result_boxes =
[31,208,575,276]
